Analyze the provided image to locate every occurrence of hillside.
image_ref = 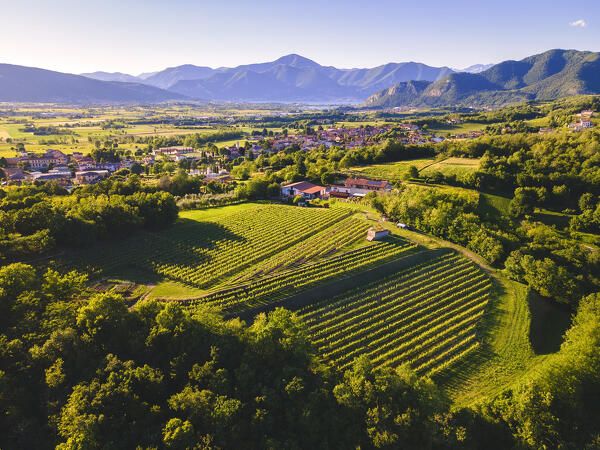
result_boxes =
[80,71,142,83]
[364,49,600,107]
[0,64,186,103]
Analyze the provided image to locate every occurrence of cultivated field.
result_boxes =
[185,235,416,313]
[297,250,491,376]
[51,203,390,297]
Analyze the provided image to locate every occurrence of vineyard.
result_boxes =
[185,235,416,313]
[51,203,383,292]
[51,202,492,378]
[296,251,491,376]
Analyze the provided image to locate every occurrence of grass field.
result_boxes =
[420,157,481,177]
[349,157,480,181]
[0,103,295,158]
[427,122,485,137]
[434,276,572,406]
[478,192,512,220]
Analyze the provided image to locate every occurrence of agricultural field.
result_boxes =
[50,202,391,298]
[296,250,492,376]
[0,103,297,157]
[348,157,480,181]
[186,235,416,313]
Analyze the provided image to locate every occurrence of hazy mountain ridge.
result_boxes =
[6,50,600,105]
[0,64,186,103]
[364,49,600,107]
[80,71,142,83]
[82,54,454,102]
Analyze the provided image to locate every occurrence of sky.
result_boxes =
[1,0,599,74]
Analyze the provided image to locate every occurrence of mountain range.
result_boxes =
[0,50,598,105]
[82,54,454,102]
[0,64,185,103]
[364,49,600,108]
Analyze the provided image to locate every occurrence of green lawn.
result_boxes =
[478,193,511,220]
[426,122,485,137]
[419,157,481,177]
[435,277,555,406]
[148,281,206,299]
[349,157,480,182]
[178,202,266,221]
[349,159,438,181]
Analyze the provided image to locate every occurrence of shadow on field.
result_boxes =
[532,212,572,230]
[528,292,572,354]
[61,219,245,288]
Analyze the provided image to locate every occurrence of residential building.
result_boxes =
[281,181,326,199]
[74,170,109,184]
[152,146,194,156]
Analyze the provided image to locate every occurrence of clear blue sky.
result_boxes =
[2,0,598,74]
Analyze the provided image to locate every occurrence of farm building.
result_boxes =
[74,170,109,185]
[366,227,390,241]
[328,177,393,197]
[281,181,326,199]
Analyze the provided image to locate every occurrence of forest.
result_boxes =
[1,261,599,449]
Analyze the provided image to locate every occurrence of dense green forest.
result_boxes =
[1,261,599,449]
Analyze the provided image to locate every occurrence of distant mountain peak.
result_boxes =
[455,64,495,73]
[273,54,320,68]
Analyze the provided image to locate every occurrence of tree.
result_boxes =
[129,162,144,175]
[321,171,335,185]
[509,187,537,218]
[405,165,419,180]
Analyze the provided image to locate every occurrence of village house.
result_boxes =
[29,170,71,185]
[326,177,392,198]
[569,118,595,131]
[3,168,26,183]
[151,146,194,157]
[74,170,109,185]
[5,149,69,170]
[344,178,392,194]
[281,181,326,199]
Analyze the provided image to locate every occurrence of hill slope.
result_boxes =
[0,64,186,103]
[364,49,600,107]
[81,71,142,83]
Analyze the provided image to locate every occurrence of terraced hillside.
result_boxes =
[297,251,491,376]
[50,203,377,293]
[185,235,416,313]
